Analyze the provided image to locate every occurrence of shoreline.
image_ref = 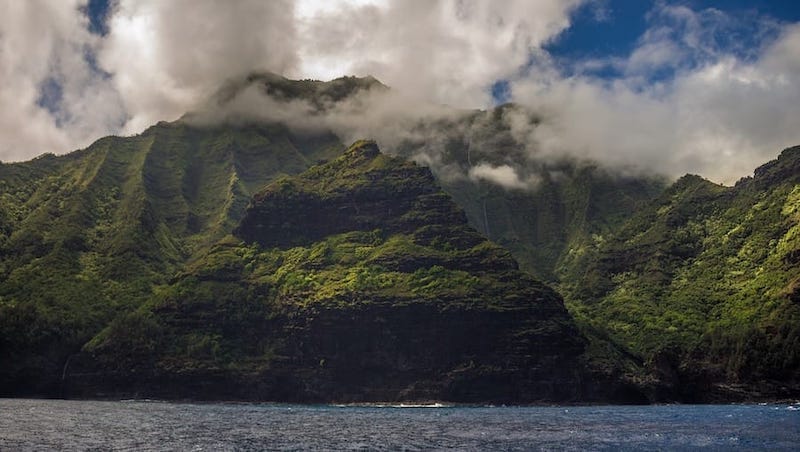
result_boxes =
[3,394,798,408]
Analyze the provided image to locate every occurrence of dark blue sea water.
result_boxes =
[0,399,798,450]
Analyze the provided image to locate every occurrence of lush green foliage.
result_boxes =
[2,73,798,401]
[0,119,341,390]
[562,147,800,386]
[81,141,572,381]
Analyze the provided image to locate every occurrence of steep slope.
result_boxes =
[64,141,595,403]
[563,146,800,401]
[0,74,664,400]
[391,105,666,281]
[0,120,342,395]
[192,73,667,281]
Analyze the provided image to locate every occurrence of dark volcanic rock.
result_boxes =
[66,300,586,403]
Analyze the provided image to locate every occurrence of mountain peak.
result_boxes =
[669,173,717,191]
[211,72,388,108]
[69,139,590,404]
[234,141,456,249]
[752,145,800,184]
[344,139,380,159]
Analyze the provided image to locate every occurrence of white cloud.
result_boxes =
[100,0,298,135]
[469,163,539,190]
[0,0,580,162]
[0,0,124,161]
[292,0,583,108]
[295,0,387,20]
[508,6,800,184]
[0,0,799,187]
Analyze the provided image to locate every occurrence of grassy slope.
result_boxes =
[0,120,342,393]
[562,146,800,398]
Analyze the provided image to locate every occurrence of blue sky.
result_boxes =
[539,1,800,88]
[467,2,800,105]
[85,0,112,35]
[548,1,800,60]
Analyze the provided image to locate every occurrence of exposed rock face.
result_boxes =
[64,141,612,403]
[67,301,587,403]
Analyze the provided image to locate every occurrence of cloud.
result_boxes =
[1,0,799,188]
[187,76,552,192]
[293,0,582,108]
[469,163,539,190]
[99,0,298,135]
[0,0,124,161]
[0,0,299,162]
[508,5,800,184]
[0,0,580,163]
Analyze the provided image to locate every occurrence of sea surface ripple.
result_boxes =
[0,399,798,450]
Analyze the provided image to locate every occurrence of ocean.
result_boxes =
[0,399,797,450]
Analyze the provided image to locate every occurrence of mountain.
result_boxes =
[63,141,596,403]
[388,104,667,281]
[562,146,800,401]
[208,72,388,111]
[199,72,668,282]
[0,74,662,398]
[2,73,797,403]
[0,117,342,395]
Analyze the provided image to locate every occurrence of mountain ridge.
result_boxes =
[1,74,797,402]
[62,141,602,403]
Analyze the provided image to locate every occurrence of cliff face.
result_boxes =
[67,300,588,403]
[63,141,612,403]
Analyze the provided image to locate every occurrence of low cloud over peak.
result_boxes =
[1,1,799,185]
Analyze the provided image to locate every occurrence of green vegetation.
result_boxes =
[71,141,584,402]
[561,147,800,396]
[1,73,797,402]
[391,106,666,281]
[0,118,341,393]
[212,72,386,106]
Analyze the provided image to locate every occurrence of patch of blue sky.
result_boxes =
[84,0,111,36]
[490,80,512,105]
[490,0,800,102]
[36,77,68,127]
[545,0,799,78]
